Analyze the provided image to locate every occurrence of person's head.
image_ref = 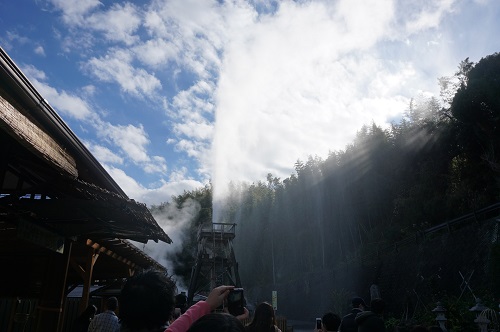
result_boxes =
[370,298,385,315]
[187,313,245,332]
[351,297,366,310]
[248,302,276,329]
[106,297,118,311]
[119,269,176,331]
[321,312,341,331]
[410,326,429,332]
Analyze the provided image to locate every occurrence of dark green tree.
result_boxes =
[450,53,500,207]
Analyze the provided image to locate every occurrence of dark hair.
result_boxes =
[410,326,429,332]
[106,297,118,311]
[351,297,366,308]
[370,298,385,315]
[322,312,341,331]
[187,313,246,332]
[246,302,276,332]
[119,269,176,331]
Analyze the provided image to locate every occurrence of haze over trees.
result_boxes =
[150,52,500,295]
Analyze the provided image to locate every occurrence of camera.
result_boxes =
[227,288,245,316]
[316,318,322,330]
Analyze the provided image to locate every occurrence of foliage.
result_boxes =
[383,293,500,331]
[490,243,500,298]
[450,52,500,207]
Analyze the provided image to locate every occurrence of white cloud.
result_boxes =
[22,64,48,81]
[403,0,457,34]
[143,156,168,174]
[103,165,203,206]
[134,38,179,67]
[34,46,46,56]
[48,0,102,25]
[101,123,151,163]
[170,80,215,140]
[30,79,94,121]
[103,166,147,199]
[85,142,124,165]
[81,85,96,96]
[333,0,395,48]
[96,122,168,174]
[85,49,162,97]
[142,0,232,78]
[85,3,141,45]
[175,139,207,159]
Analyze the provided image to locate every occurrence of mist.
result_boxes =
[132,198,201,291]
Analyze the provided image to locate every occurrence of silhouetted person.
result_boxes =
[119,270,176,331]
[339,297,366,332]
[321,312,341,332]
[245,302,281,332]
[176,291,188,314]
[187,313,246,332]
[88,297,120,332]
[74,304,97,332]
[119,269,248,332]
[355,298,386,332]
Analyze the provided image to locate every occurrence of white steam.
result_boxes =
[133,198,201,290]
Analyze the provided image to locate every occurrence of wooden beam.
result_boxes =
[69,259,85,279]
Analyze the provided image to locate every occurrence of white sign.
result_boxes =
[272,290,277,310]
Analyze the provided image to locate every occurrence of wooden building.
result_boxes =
[0,47,172,331]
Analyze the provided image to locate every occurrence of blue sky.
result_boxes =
[1,0,500,209]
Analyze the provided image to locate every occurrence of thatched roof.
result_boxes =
[0,46,171,245]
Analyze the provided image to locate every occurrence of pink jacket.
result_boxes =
[165,301,211,332]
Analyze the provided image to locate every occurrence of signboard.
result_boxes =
[272,290,277,310]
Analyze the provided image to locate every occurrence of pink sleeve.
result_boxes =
[165,301,211,332]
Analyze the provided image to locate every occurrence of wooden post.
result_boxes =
[35,240,72,332]
[79,246,99,313]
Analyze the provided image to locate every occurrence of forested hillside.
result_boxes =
[150,52,500,303]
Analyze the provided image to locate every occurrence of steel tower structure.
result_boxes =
[187,223,241,303]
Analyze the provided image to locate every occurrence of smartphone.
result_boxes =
[316,318,322,330]
[227,288,245,316]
